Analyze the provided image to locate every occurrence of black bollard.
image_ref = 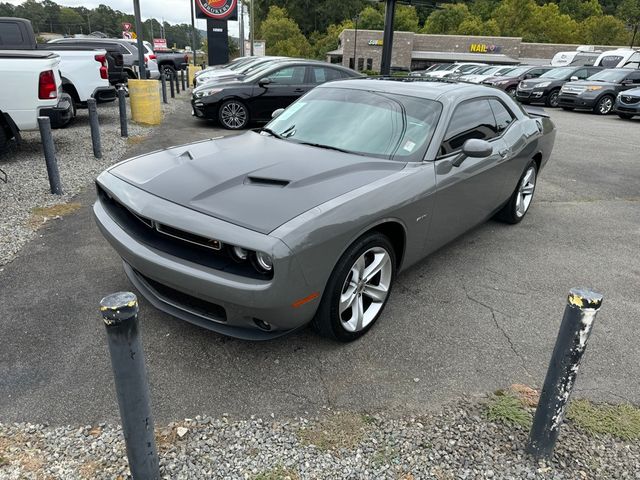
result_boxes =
[87,98,102,159]
[160,73,167,104]
[169,72,175,99]
[174,71,180,95]
[100,292,160,480]
[37,116,63,195]
[180,69,186,91]
[526,288,603,460]
[117,86,128,138]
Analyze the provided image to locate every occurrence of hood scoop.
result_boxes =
[245,176,290,187]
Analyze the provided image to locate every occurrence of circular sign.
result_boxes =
[196,0,237,19]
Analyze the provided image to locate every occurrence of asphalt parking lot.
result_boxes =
[1,102,638,426]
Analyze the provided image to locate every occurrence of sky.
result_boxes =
[6,0,250,38]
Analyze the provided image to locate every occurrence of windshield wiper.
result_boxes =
[256,127,283,139]
[296,141,355,154]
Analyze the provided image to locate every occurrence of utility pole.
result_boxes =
[133,0,146,79]
[239,0,245,56]
[190,0,197,64]
[87,13,91,34]
[353,14,359,71]
[250,0,255,55]
[380,0,396,76]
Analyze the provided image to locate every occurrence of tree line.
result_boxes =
[0,0,200,49]
[257,0,640,59]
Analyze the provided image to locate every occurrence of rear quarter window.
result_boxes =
[0,23,24,45]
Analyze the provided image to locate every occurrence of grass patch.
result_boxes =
[567,399,640,441]
[29,202,81,228]
[297,412,369,451]
[485,392,533,428]
[0,456,8,466]
[371,446,399,467]
[252,465,300,480]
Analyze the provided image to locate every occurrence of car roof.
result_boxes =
[317,78,488,101]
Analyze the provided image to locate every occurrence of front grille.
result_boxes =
[97,184,272,280]
[621,95,640,105]
[517,91,531,98]
[135,269,227,322]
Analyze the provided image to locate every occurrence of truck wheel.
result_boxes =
[594,95,614,115]
[0,126,9,156]
[161,65,175,77]
[218,100,249,129]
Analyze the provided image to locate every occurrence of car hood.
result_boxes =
[194,78,245,92]
[565,80,618,88]
[107,132,405,234]
[519,78,555,88]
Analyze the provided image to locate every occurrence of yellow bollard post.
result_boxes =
[188,65,202,88]
[128,79,162,125]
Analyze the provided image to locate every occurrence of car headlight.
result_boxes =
[253,251,273,272]
[536,81,551,88]
[228,245,274,275]
[585,86,603,92]
[194,88,222,98]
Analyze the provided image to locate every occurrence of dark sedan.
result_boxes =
[483,66,554,96]
[96,79,555,341]
[516,65,603,107]
[191,60,362,129]
[558,68,640,115]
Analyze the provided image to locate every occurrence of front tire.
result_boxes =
[218,99,249,129]
[617,113,634,120]
[312,233,396,341]
[496,161,538,224]
[594,95,614,115]
[506,86,516,97]
[545,89,560,108]
[561,106,574,111]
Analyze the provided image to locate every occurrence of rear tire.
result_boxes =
[161,65,175,78]
[496,161,538,224]
[312,233,396,342]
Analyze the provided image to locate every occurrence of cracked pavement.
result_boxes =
[1,102,639,425]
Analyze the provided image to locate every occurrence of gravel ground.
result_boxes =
[0,93,184,267]
[1,398,638,480]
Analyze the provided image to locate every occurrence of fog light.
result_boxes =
[255,252,273,271]
[253,318,271,331]
[232,246,248,261]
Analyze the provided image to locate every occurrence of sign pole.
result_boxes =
[133,0,146,79]
[380,0,396,76]
[191,0,197,65]
[250,0,254,55]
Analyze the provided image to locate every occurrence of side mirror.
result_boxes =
[462,139,493,158]
[259,78,272,87]
[570,75,578,81]
[272,108,284,119]
[621,79,632,85]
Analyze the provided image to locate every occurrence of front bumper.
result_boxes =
[614,98,640,116]
[41,93,74,128]
[93,173,319,340]
[191,97,219,120]
[516,88,547,103]
[557,93,598,109]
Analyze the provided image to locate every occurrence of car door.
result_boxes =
[621,70,640,91]
[426,98,509,253]
[249,65,309,121]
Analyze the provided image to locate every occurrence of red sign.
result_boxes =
[196,0,237,19]
[153,38,167,49]
[122,22,132,31]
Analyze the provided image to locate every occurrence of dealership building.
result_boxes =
[327,29,624,71]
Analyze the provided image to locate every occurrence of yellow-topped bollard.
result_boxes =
[128,79,162,125]
[188,64,202,88]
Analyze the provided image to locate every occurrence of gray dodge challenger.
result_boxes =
[94,79,556,341]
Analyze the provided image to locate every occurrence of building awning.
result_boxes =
[326,49,343,56]
[412,51,520,64]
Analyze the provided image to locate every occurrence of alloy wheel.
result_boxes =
[220,101,248,129]
[515,166,536,218]
[339,247,392,333]
[548,91,559,107]
[598,97,613,115]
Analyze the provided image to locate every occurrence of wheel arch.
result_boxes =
[341,219,407,272]
[61,78,80,104]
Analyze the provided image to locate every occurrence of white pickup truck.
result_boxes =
[0,17,116,107]
[0,50,73,153]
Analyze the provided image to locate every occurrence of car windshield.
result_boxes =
[230,58,260,70]
[540,67,573,79]
[588,69,629,82]
[265,87,442,161]
[494,67,516,76]
[503,66,531,77]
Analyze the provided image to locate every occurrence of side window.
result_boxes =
[488,99,515,133]
[628,71,640,84]
[439,99,498,156]
[266,66,306,85]
[574,68,588,79]
[0,22,25,44]
[587,67,601,77]
[528,68,546,77]
[311,67,344,84]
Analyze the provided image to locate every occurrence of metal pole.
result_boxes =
[99,292,160,480]
[526,288,604,461]
[160,72,168,103]
[175,71,180,94]
[380,0,396,76]
[239,0,245,57]
[181,69,186,91]
[133,0,147,80]
[37,116,63,195]
[250,0,255,56]
[87,98,102,159]
[191,0,197,65]
[631,23,638,49]
[353,16,358,71]
[117,86,128,137]
[169,72,175,98]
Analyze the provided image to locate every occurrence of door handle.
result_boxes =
[293,88,305,93]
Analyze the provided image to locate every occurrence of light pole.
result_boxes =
[133,0,146,79]
[353,14,359,71]
[190,0,197,65]
[250,0,255,55]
